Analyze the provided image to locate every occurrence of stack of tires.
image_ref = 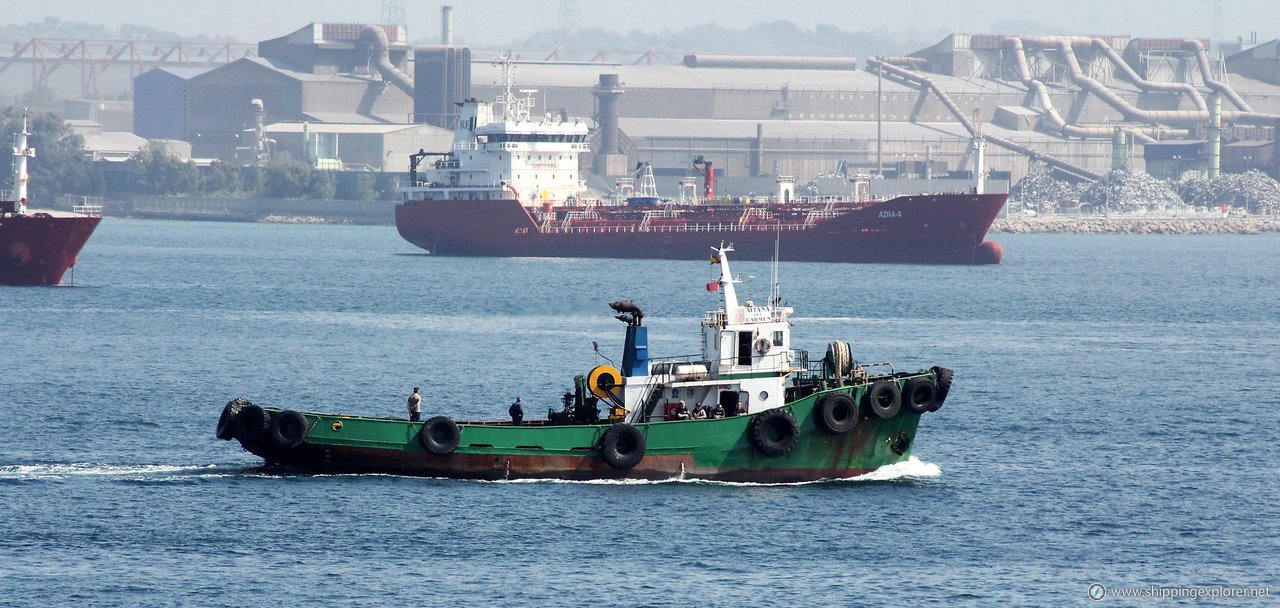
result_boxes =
[215,398,309,451]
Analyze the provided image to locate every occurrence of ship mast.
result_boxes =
[493,52,531,122]
[11,108,33,214]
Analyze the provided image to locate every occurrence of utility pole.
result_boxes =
[876,57,883,177]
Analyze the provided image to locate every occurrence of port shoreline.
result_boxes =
[991,216,1280,235]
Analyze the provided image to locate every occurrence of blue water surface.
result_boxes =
[2,220,1277,606]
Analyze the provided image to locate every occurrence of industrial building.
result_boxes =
[120,14,1280,195]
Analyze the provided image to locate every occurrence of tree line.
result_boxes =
[1,108,398,202]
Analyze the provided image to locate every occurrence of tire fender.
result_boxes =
[865,380,902,420]
[814,393,858,434]
[233,404,271,443]
[749,409,800,456]
[270,410,309,449]
[419,416,461,456]
[599,423,646,469]
[903,377,939,414]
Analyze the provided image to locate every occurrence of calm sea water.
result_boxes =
[2,219,1277,606]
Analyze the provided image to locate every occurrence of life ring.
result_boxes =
[599,423,645,469]
[418,416,461,456]
[269,410,309,449]
[216,398,249,440]
[864,380,901,420]
[749,409,799,456]
[754,337,772,355]
[233,404,271,443]
[902,377,939,414]
[814,393,858,434]
[931,366,954,411]
[587,365,623,400]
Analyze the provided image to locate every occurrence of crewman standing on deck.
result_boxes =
[509,396,525,425]
[407,387,422,422]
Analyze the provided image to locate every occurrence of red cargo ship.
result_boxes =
[395,60,1004,265]
[2,110,101,286]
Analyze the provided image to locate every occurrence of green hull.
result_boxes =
[221,375,938,483]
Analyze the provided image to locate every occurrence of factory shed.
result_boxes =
[1226,39,1280,86]
[255,122,452,172]
[616,117,1112,184]
[133,67,213,140]
[183,56,412,159]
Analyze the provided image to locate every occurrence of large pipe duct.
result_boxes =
[1053,39,1193,133]
[866,56,1102,181]
[1002,38,1184,139]
[1008,36,1276,125]
[1091,39,1206,112]
[1047,37,1276,127]
[1183,39,1252,112]
[360,25,414,97]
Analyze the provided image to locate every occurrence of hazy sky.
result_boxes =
[2,0,1274,45]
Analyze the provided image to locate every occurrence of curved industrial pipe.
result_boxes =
[867,57,974,134]
[1001,38,1143,139]
[1091,39,1206,111]
[1183,39,1252,112]
[866,56,1102,181]
[1053,39,1192,135]
[360,25,415,97]
[1057,38,1280,127]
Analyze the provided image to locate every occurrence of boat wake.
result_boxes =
[0,462,240,481]
[2,457,941,486]
[490,456,942,487]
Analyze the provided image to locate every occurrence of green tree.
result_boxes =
[260,159,312,198]
[335,172,377,200]
[129,143,199,194]
[199,160,243,195]
[305,170,337,200]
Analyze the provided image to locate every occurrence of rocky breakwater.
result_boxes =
[992,216,1280,235]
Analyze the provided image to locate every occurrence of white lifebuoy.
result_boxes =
[754,337,772,355]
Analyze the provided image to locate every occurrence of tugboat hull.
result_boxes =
[222,377,938,483]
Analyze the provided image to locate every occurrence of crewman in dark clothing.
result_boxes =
[509,397,525,426]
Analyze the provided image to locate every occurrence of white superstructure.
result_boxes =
[618,244,798,423]
[401,56,590,206]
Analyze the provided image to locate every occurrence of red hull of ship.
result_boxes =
[1,214,102,285]
[396,193,1007,264]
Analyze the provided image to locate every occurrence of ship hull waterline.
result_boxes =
[396,193,1007,265]
[229,388,928,484]
[0,214,102,285]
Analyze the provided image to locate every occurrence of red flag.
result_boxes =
[706,281,719,292]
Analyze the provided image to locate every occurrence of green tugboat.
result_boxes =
[217,245,954,483]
